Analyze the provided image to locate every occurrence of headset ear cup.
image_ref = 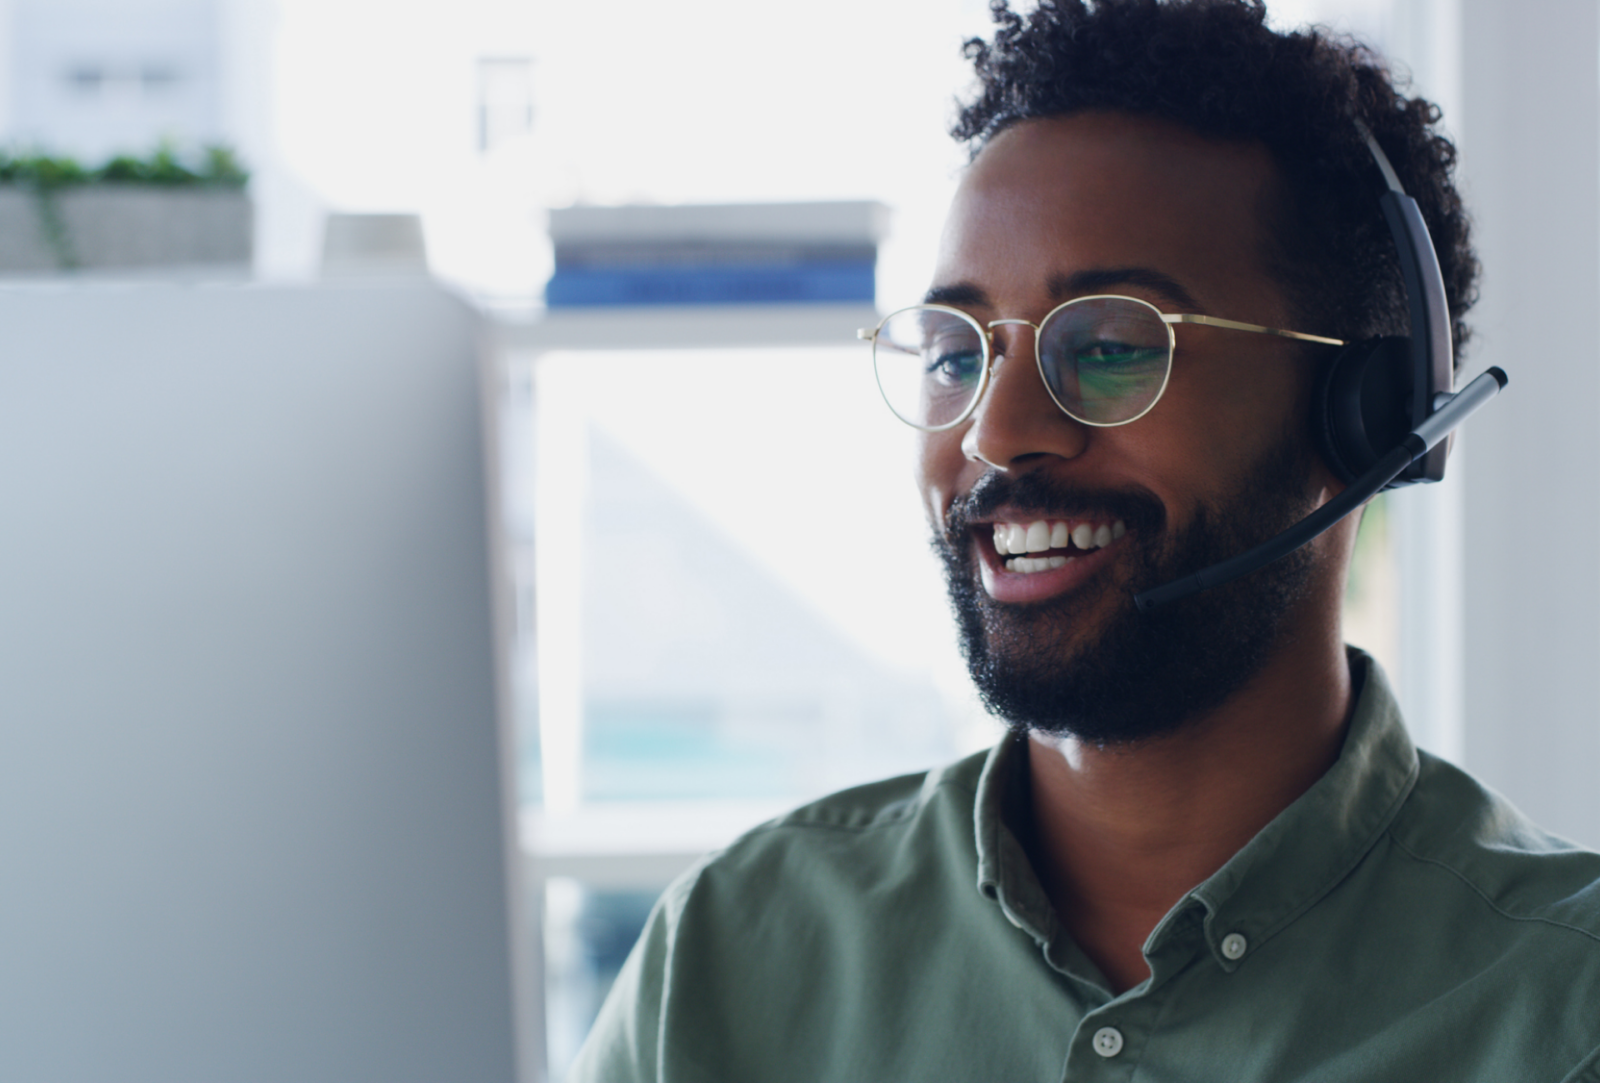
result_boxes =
[1312,336,1414,484]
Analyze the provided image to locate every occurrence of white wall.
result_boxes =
[7,0,225,158]
[0,281,526,1082]
[1457,0,1600,849]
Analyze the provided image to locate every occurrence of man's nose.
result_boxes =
[960,326,1090,471]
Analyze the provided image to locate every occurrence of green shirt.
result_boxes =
[573,654,1600,1082]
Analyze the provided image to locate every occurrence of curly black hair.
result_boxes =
[954,0,1477,360]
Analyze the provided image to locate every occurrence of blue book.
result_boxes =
[545,260,876,307]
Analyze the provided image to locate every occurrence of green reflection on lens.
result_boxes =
[1041,299,1170,423]
[1075,346,1167,414]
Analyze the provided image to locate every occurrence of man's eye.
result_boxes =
[924,349,983,384]
[1078,341,1144,365]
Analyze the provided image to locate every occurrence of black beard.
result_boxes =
[935,436,1320,745]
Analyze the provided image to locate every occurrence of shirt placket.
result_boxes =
[1049,901,1210,1082]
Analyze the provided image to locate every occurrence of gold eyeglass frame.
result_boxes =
[857,294,1345,432]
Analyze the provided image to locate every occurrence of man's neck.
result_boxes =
[1022,625,1354,994]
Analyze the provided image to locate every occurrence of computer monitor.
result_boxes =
[0,280,525,1082]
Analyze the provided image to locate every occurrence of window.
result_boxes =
[477,57,534,154]
[499,308,988,1079]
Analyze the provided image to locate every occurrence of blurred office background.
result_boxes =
[0,0,1594,1080]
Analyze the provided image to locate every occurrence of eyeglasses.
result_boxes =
[857,295,1344,431]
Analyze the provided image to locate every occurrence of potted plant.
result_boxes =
[0,144,251,273]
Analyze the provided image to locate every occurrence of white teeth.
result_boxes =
[993,517,1127,565]
[1005,554,1075,574]
[1025,520,1050,553]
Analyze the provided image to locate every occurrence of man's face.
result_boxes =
[920,112,1334,743]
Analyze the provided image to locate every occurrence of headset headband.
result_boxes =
[1354,118,1455,486]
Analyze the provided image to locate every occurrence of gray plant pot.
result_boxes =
[0,186,252,273]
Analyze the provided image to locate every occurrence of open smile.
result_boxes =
[976,515,1129,603]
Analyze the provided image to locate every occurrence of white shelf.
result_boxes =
[488,302,880,353]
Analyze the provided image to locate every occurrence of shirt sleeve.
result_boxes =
[565,868,697,1083]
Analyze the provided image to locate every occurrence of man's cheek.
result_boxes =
[916,432,977,526]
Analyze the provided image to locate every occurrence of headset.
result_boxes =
[1134,120,1507,612]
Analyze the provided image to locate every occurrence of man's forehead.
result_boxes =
[933,112,1286,314]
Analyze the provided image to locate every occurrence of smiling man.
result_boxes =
[571,2,1600,1080]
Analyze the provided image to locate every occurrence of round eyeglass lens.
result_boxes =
[1037,297,1174,425]
[873,306,987,430]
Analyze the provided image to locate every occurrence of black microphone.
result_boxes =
[1133,366,1508,613]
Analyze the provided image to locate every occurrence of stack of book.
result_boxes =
[545,201,887,308]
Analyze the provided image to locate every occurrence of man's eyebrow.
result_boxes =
[922,282,989,307]
[1050,268,1205,312]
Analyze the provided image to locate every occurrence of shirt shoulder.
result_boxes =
[681,748,991,906]
[745,748,988,836]
[1388,748,1600,943]
[568,748,1020,1083]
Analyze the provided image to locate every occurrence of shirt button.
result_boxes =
[1221,932,1248,960]
[1092,1026,1124,1058]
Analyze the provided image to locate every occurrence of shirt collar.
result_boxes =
[973,649,1420,973]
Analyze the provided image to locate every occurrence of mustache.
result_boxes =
[942,470,1168,544]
